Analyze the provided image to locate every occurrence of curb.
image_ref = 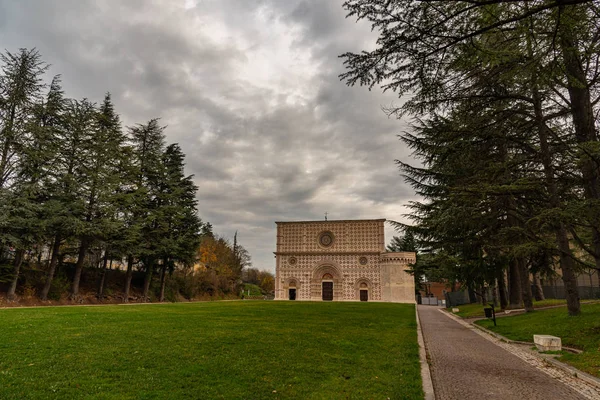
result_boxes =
[442,309,600,394]
[415,306,435,400]
[541,355,600,390]
[471,321,600,390]
[470,322,582,354]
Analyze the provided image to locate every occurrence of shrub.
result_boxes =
[47,274,70,301]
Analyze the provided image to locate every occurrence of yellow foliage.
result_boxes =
[198,239,218,264]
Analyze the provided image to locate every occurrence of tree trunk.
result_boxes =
[558,3,600,273]
[123,255,134,303]
[497,270,508,310]
[70,238,89,298]
[40,234,61,301]
[532,273,545,301]
[97,252,108,300]
[518,258,534,312]
[508,258,522,308]
[557,224,581,315]
[7,248,25,300]
[529,54,581,314]
[159,264,167,302]
[142,264,153,302]
[468,287,477,303]
[491,283,498,308]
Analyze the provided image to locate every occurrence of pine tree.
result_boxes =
[127,119,166,301]
[40,99,95,300]
[386,232,417,252]
[0,48,48,189]
[4,76,65,299]
[70,93,126,298]
[155,143,202,301]
[340,0,600,315]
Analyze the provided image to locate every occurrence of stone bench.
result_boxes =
[534,335,561,352]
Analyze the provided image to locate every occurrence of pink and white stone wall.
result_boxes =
[274,219,416,303]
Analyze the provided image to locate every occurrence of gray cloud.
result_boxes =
[0,0,418,271]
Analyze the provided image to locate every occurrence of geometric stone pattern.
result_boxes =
[278,254,382,300]
[276,219,385,253]
[274,219,416,303]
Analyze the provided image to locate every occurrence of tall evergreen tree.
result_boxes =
[155,143,202,301]
[0,48,47,189]
[127,119,166,301]
[70,93,126,297]
[40,99,95,300]
[340,0,600,315]
[4,76,65,299]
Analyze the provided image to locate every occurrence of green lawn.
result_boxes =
[477,302,600,378]
[0,301,422,400]
[450,299,584,318]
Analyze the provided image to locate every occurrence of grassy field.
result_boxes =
[477,302,600,378]
[0,301,422,400]
[450,299,582,318]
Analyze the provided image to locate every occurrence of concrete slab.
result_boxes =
[534,335,562,352]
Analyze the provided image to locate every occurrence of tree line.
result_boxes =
[0,48,268,303]
[341,0,600,315]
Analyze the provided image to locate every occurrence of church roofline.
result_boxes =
[275,218,386,224]
[274,251,383,256]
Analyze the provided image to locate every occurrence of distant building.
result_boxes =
[274,219,415,302]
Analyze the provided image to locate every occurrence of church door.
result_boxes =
[322,282,333,301]
[289,289,296,301]
[360,289,368,302]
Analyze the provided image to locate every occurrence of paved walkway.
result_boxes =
[417,305,592,399]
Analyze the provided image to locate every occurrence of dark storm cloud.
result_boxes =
[0,0,417,271]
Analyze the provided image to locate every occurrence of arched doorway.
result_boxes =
[311,263,341,301]
[355,278,372,302]
[359,282,368,302]
[288,280,297,300]
[283,277,300,301]
[322,273,333,301]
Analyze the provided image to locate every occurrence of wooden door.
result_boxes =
[322,282,333,301]
[360,289,368,302]
[289,288,296,301]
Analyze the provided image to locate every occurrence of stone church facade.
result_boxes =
[274,219,416,303]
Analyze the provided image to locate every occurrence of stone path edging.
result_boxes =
[415,306,435,400]
[455,311,583,354]
[469,317,600,389]
[439,309,600,399]
[465,316,583,353]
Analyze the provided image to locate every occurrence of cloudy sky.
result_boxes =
[0,0,417,271]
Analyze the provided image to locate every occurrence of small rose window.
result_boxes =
[318,231,334,248]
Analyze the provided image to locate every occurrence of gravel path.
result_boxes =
[417,305,593,400]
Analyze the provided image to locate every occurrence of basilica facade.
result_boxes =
[274,219,416,302]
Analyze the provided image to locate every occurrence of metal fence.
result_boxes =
[421,296,438,305]
[444,291,471,307]
[542,286,600,300]
[416,295,446,306]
